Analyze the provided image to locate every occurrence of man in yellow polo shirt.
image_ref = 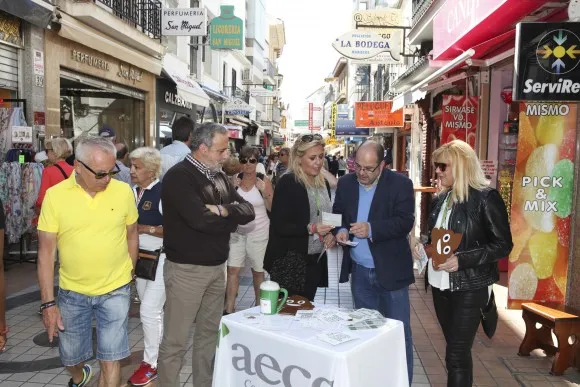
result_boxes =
[37,136,139,387]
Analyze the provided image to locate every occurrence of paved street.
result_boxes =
[1,251,580,387]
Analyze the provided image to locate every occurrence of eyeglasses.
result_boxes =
[434,162,448,172]
[239,158,258,164]
[300,134,323,142]
[78,160,120,179]
[354,162,381,174]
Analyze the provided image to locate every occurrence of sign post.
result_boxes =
[441,95,478,148]
[308,103,314,133]
[161,8,207,36]
[210,5,243,49]
[354,101,403,128]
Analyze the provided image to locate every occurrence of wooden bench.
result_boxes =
[518,302,580,375]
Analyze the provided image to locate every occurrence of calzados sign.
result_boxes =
[332,30,401,61]
[514,22,580,101]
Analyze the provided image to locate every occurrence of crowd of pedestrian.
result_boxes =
[0,114,512,387]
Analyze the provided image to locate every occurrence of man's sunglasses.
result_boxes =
[300,134,323,142]
[239,158,258,164]
[78,160,120,179]
[434,162,448,172]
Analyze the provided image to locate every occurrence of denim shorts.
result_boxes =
[57,284,131,366]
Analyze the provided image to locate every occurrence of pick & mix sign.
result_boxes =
[507,102,576,308]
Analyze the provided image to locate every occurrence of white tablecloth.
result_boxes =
[212,306,409,387]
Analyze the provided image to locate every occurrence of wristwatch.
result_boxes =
[149,226,156,234]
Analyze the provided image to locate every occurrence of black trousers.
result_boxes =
[432,286,488,387]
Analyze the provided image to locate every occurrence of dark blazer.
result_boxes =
[333,169,415,290]
[264,173,330,287]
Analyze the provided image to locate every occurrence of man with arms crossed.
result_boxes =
[158,122,254,387]
[37,136,139,387]
[333,140,415,384]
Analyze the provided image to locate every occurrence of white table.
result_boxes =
[212,306,409,387]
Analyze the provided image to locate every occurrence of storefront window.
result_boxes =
[60,75,145,149]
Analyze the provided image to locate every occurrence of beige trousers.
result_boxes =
[157,260,226,387]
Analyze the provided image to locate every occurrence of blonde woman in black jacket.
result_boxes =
[426,140,513,387]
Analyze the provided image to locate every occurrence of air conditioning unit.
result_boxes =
[242,68,252,84]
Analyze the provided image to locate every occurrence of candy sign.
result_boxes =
[507,102,576,308]
[441,95,478,148]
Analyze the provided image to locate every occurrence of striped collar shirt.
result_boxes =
[186,154,218,183]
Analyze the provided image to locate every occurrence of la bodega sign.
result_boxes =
[332,30,402,61]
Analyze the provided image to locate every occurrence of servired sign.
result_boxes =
[441,95,478,148]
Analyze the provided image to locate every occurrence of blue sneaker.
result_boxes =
[68,364,93,387]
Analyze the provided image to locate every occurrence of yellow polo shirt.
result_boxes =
[38,174,138,296]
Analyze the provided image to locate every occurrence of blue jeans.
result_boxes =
[351,263,413,384]
[57,284,131,366]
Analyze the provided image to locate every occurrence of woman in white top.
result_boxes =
[426,140,512,387]
[127,147,165,386]
[225,146,274,314]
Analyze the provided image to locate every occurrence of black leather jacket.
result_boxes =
[427,187,513,292]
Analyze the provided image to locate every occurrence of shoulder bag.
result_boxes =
[135,247,163,281]
[481,289,498,338]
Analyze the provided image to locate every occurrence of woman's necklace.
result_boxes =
[240,177,256,191]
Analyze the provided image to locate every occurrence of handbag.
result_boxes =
[481,289,498,339]
[269,250,307,293]
[134,247,162,281]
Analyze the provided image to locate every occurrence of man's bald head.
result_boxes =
[357,141,384,165]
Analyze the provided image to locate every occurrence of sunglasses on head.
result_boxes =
[300,134,323,142]
[78,159,120,179]
[239,158,257,164]
[434,162,448,172]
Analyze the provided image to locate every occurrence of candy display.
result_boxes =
[548,159,574,219]
[535,114,565,146]
[507,103,576,308]
[509,262,538,300]
[528,231,558,279]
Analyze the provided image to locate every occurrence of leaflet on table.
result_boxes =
[347,318,387,331]
[317,331,359,346]
[321,211,342,227]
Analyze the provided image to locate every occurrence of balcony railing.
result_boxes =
[93,0,162,39]
[223,86,250,103]
[264,58,276,79]
[412,0,435,27]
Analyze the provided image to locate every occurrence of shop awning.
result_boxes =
[57,13,163,75]
[201,85,229,102]
[392,49,475,112]
[0,0,54,28]
[433,0,567,60]
[162,56,209,108]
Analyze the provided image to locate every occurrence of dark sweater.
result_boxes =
[161,159,255,266]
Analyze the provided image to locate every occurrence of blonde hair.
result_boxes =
[289,136,326,188]
[432,140,489,203]
[50,138,73,160]
[129,147,162,179]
